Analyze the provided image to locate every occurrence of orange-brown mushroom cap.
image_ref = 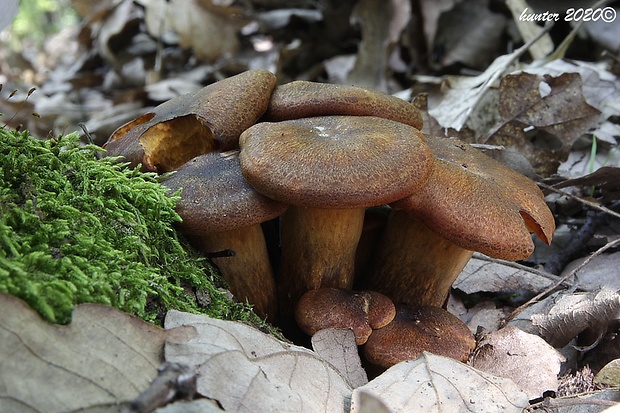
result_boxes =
[239,116,433,208]
[103,69,277,172]
[262,80,423,130]
[160,151,287,234]
[295,288,396,345]
[362,305,475,368]
[392,136,555,260]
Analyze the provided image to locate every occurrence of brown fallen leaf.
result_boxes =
[0,293,165,413]
[163,310,352,413]
[471,326,565,399]
[555,166,620,203]
[485,72,601,176]
[351,352,529,413]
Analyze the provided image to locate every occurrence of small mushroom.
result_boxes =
[160,151,287,321]
[362,305,475,369]
[295,288,396,345]
[239,115,434,324]
[360,136,555,307]
[103,69,277,172]
[262,80,423,130]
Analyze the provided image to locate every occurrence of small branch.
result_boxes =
[538,181,620,221]
[544,209,608,274]
[471,252,565,285]
[121,362,197,413]
[506,237,620,323]
[526,393,618,411]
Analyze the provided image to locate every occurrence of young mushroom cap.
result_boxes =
[262,80,423,130]
[160,151,287,321]
[362,305,475,369]
[295,288,396,345]
[103,69,277,172]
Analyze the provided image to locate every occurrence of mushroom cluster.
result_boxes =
[104,70,555,368]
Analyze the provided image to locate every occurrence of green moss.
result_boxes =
[0,127,266,328]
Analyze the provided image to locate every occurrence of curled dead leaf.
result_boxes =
[163,311,352,412]
[471,326,565,399]
[351,352,529,413]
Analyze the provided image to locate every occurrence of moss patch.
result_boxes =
[0,127,264,327]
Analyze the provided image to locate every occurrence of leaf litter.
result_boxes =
[1,0,620,411]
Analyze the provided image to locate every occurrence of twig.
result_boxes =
[471,252,565,285]
[526,393,618,411]
[120,362,197,413]
[544,209,608,274]
[538,181,620,221]
[505,237,620,323]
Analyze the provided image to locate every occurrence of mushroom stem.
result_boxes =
[361,210,473,307]
[278,206,365,321]
[190,224,278,322]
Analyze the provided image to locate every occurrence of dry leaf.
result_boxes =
[426,50,519,131]
[311,328,369,388]
[464,301,509,333]
[418,0,457,56]
[347,0,411,91]
[523,59,620,124]
[154,399,224,412]
[485,72,601,176]
[510,289,620,349]
[555,167,620,204]
[431,0,506,70]
[352,391,393,413]
[454,255,557,295]
[472,326,565,398]
[505,0,553,60]
[0,293,165,413]
[533,289,620,349]
[350,352,529,413]
[595,359,620,387]
[560,251,620,292]
[139,0,244,62]
[97,0,145,67]
[164,311,352,413]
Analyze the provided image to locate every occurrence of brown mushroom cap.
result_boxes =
[295,288,396,345]
[161,151,287,235]
[103,69,277,172]
[362,305,475,369]
[239,116,433,208]
[262,80,423,130]
[392,136,555,260]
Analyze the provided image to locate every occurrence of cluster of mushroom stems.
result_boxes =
[104,70,555,369]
